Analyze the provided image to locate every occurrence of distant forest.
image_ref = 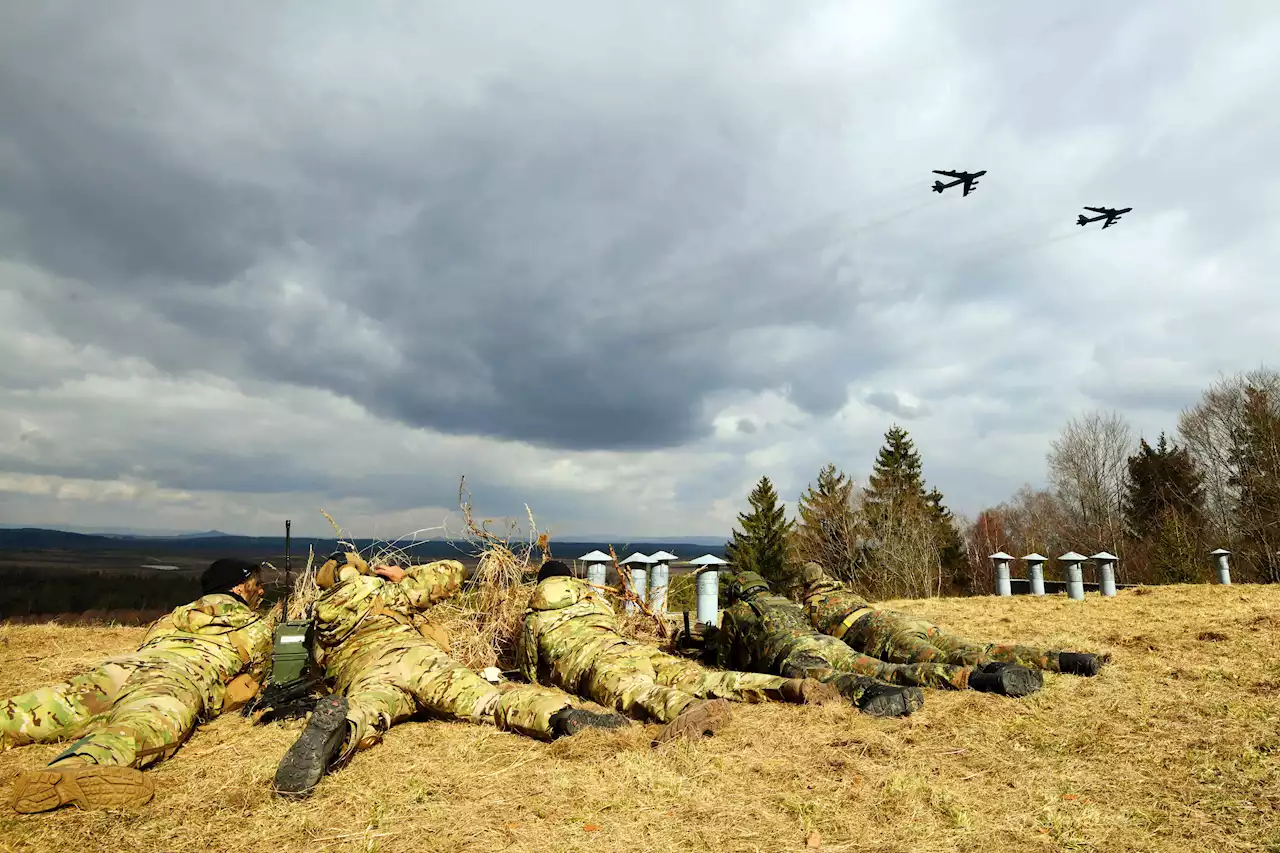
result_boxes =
[723,367,1280,600]
[0,532,727,622]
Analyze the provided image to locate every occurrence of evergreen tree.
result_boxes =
[1229,385,1280,582]
[726,476,794,589]
[793,463,862,584]
[859,425,962,596]
[862,425,926,522]
[926,485,967,588]
[1124,432,1205,540]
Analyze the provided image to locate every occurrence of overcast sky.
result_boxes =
[2,1,1278,541]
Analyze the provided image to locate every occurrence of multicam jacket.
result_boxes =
[313,554,464,689]
[133,592,276,716]
[516,575,627,690]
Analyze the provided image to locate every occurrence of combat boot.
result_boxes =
[653,698,733,743]
[967,663,1042,697]
[11,764,154,813]
[830,674,924,717]
[274,695,349,800]
[779,678,842,705]
[1058,652,1103,677]
[549,707,632,737]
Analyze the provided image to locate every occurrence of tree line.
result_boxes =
[724,367,1280,599]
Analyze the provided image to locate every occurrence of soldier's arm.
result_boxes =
[706,614,732,669]
[516,614,540,683]
[243,613,278,682]
[392,560,466,612]
[223,616,276,713]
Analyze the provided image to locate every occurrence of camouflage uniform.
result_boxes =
[0,593,273,768]
[716,572,974,691]
[517,575,798,723]
[799,563,1062,671]
[313,552,578,758]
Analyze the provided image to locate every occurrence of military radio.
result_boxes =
[245,519,323,719]
[270,519,315,685]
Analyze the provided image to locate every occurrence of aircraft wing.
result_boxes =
[962,182,974,196]
[933,170,962,178]
[1083,206,1110,213]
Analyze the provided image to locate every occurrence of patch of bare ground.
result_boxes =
[2,584,1279,853]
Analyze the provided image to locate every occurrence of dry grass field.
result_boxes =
[2,584,1278,853]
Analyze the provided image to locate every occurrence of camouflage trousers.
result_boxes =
[845,610,1061,672]
[579,640,790,724]
[774,630,973,691]
[0,655,204,769]
[332,637,575,754]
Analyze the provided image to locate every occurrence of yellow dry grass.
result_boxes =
[2,584,1279,853]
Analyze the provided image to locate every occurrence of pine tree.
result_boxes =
[1229,386,1280,582]
[862,425,925,522]
[859,425,961,597]
[793,463,862,584]
[1124,432,1205,540]
[726,476,794,589]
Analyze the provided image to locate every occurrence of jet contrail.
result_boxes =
[955,226,1091,272]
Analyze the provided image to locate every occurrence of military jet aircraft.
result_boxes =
[931,169,987,196]
[1077,206,1132,229]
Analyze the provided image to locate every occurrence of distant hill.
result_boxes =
[0,528,728,560]
[571,534,728,547]
[0,524,224,538]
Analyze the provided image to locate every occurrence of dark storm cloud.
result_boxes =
[0,1,902,452]
[3,1,1279,533]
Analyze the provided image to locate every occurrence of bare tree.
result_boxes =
[1046,410,1133,561]
[791,463,865,590]
[1178,368,1280,545]
[962,486,1075,590]
[857,498,944,600]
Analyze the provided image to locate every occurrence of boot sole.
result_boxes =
[1000,667,1042,698]
[12,766,154,813]
[860,687,924,718]
[654,699,733,743]
[274,695,349,799]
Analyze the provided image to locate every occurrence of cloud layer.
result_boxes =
[3,1,1279,538]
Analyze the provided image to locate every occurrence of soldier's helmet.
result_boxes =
[799,562,828,587]
[726,571,770,602]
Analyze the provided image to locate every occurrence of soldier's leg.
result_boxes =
[1,663,131,750]
[339,650,427,754]
[823,640,973,691]
[646,647,839,705]
[583,643,702,724]
[393,641,623,741]
[10,665,178,814]
[46,666,203,769]
[854,609,1093,676]
[775,646,925,717]
[401,644,572,741]
[273,648,431,799]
